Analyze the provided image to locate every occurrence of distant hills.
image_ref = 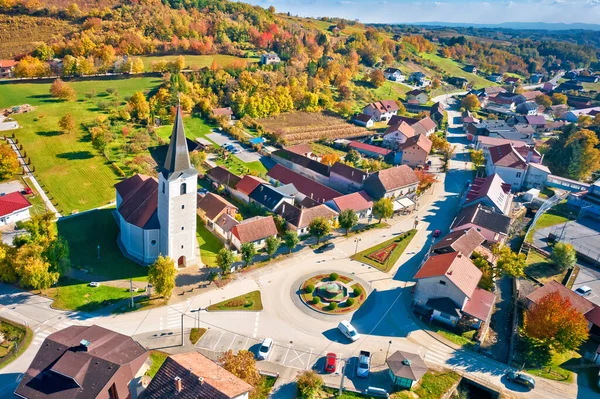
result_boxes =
[412,21,600,32]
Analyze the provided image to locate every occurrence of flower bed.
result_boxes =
[299,274,366,314]
[366,242,398,264]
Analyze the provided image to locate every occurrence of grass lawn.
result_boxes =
[525,251,567,284]
[196,218,224,267]
[215,155,268,177]
[0,77,163,214]
[46,277,135,311]
[207,290,263,311]
[57,208,148,280]
[421,52,494,89]
[300,274,366,313]
[0,318,33,370]
[190,327,207,344]
[514,336,579,383]
[22,176,47,216]
[526,205,573,242]
[155,113,217,144]
[430,325,476,349]
[145,350,169,378]
[392,370,462,399]
[140,54,258,71]
[323,387,377,398]
[351,230,416,272]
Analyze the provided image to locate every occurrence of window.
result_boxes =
[181,205,185,210]
[180,183,187,195]
[151,240,157,246]
[516,172,522,178]
[439,280,446,286]
[181,245,184,249]
[181,226,184,231]
[162,182,165,193]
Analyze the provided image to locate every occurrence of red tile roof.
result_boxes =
[267,164,341,203]
[332,191,373,212]
[465,174,511,203]
[463,287,495,321]
[115,175,158,229]
[212,107,233,116]
[197,193,237,221]
[488,144,527,169]
[525,115,546,126]
[400,133,432,154]
[285,143,313,156]
[384,121,415,138]
[414,252,482,297]
[0,192,31,217]
[235,175,264,196]
[373,165,419,191]
[432,228,486,257]
[411,117,437,136]
[231,216,278,244]
[367,100,400,113]
[0,60,17,68]
[349,141,391,156]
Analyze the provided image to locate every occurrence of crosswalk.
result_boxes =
[422,342,452,366]
[160,300,190,331]
[32,318,81,346]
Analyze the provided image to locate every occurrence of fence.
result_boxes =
[548,225,600,266]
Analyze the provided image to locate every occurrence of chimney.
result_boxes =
[175,377,182,393]
[79,339,91,351]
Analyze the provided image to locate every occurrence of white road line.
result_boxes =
[253,313,260,338]
[282,344,291,365]
[227,334,237,351]
[159,317,164,331]
[306,349,313,370]
[289,348,305,367]
[244,337,250,349]
[213,332,224,351]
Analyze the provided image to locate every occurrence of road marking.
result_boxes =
[282,344,291,365]
[253,313,260,338]
[289,348,305,367]
[306,349,313,370]
[213,332,224,351]
[159,317,164,331]
[227,334,237,351]
[243,337,250,349]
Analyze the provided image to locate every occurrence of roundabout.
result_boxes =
[298,272,368,315]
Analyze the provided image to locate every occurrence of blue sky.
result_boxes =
[243,0,600,25]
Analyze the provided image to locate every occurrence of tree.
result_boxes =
[13,244,58,291]
[551,93,567,105]
[461,94,480,111]
[470,149,485,167]
[148,255,176,298]
[127,91,150,123]
[345,149,361,164]
[373,198,393,223]
[430,135,450,153]
[320,153,340,166]
[14,56,51,77]
[265,236,281,258]
[283,230,300,253]
[217,248,234,274]
[297,370,323,399]
[369,69,385,88]
[564,129,600,181]
[58,113,76,134]
[551,242,577,271]
[535,94,552,109]
[241,242,257,266]
[493,245,526,277]
[0,144,20,181]
[308,217,331,244]
[338,209,358,235]
[50,78,76,101]
[219,350,262,387]
[524,292,589,353]
[190,150,207,168]
[415,170,436,192]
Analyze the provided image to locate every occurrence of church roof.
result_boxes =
[115,174,159,230]
[162,104,196,180]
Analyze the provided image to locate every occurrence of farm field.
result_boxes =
[141,54,258,71]
[0,77,163,214]
[258,111,369,145]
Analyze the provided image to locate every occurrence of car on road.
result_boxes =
[338,320,360,342]
[257,338,273,360]
[432,229,441,238]
[324,353,337,373]
[505,371,535,389]
[574,286,592,297]
[315,243,335,253]
[356,350,371,378]
[466,144,475,149]
[197,188,209,195]
[89,282,100,287]
[231,148,241,154]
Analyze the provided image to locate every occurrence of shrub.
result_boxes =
[329,302,338,310]
[329,272,339,281]
[346,298,355,306]
[313,297,320,304]
[353,287,362,296]
[305,284,315,293]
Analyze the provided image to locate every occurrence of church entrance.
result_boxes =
[178,256,186,268]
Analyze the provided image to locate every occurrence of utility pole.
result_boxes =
[339,359,348,396]
[385,340,392,360]
[129,279,134,309]
[181,314,184,346]
[354,238,361,255]
[97,245,100,260]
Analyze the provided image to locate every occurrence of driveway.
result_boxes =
[206,130,262,163]
[0,180,24,195]
[572,266,600,306]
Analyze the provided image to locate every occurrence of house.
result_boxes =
[329,162,368,193]
[362,100,400,122]
[466,120,531,143]
[464,174,513,215]
[0,192,32,226]
[383,121,416,149]
[386,351,428,389]
[352,113,374,128]
[488,74,503,83]
[205,166,241,191]
[232,175,265,203]
[451,203,511,245]
[384,68,405,82]
[542,81,558,92]
[504,76,520,85]
[388,115,420,127]
[565,107,600,122]
[326,191,373,220]
[260,53,280,65]
[0,60,17,78]
[464,65,477,74]
[567,178,600,220]
[197,193,238,242]
[485,143,548,190]
[413,252,495,329]
[566,95,593,109]
[409,72,430,87]
[274,203,337,235]
[447,76,469,89]
[431,228,486,257]
[230,216,278,251]
[271,148,330,185]
[430,102,444,125]
[348,141,400,164]
[522,90,544,102]
[363,165,419,200]
[516,102,541,116]
[412,117,437,136]
[529,74,544,84]
[577,74,599,83]
[248,183,294,211]
[212,107,234,120]
[406,89,429,105]
[285,143,314,159]
[525,115,547,131]
[140,352,253,399]
[399,134,432,168]
[526,280,600,335]
[15,325,147,399]
[556,81,583,93]
[267,164,341,203]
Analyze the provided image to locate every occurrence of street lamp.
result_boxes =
[354,238,362,255]
[385,340,392,361]
[413,216,419,230]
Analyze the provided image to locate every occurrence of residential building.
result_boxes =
[488,74,503,83]
[522,90,544,102]
[205,166,241,192]
[567,178,600,220]
[384,68,405,82]
[525,115,547,131]
[543,81,558,92]
[212,107,234,120]
[329,162,368,193]
[352,113,374,128]
[363,165,419,200]
[260,53,280,65]
[285,143,314,159]
[267,164,341,203]
[0,192,31,226]
[485,143,548,190]
[230,216,278,251]
[383,121,416,149]
[197,193,238,242]
[141,352,253,399]
[271,148,330,185]
[565,107,600,122]
[0,60,17,78]
[387,351,428,389]
[232,175,265,203]
[15,325,148,399]
[362,100,400,122]
[504,76,520,85]
[248,183,294,211]
[326,191,374,220]
[464,174,513,215]
[388,115,420,127]
[464,65,477,74]
[406,89,429,105]
[451,203,511,245]
[447,76,469,89]
[411,117,437,136]
[348,141,400,164]
[398,134,432,167]
[274,203,337,235]
[431,228,486,258]
[430,102,444,125]
[413,252,495,329]
[516,101,541,116]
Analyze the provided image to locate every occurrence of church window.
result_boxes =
[181,245,184,249]
[181,205,185,209]
[162,183,165,193]
[180,183,187,195]
[151,240,157,246]
[181,227,184,231]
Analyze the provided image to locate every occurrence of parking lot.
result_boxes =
[207,131,262,163]
[572,266,600,306]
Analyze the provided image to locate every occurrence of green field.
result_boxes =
[141,54,258,71]
[196,218,224,267]
[393,371,462,399]
[0,77,163,214]
[48,277,135,311]
[156,113,216,143]
[525,251,566,284]
[207,290,263,311]
[421,52,494,89]
[351,230,416,272]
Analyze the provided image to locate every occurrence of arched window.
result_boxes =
[162,182,165,194]
[180,183,187,195]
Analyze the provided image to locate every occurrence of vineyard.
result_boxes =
[258,112,369,145]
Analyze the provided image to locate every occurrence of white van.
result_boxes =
[338,320,360,342]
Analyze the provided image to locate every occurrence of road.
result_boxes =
[0,98,578,399]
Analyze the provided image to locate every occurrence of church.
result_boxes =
[114,104,199,267]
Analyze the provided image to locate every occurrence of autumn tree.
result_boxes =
[373,197,393,223]
[283,230,300,253]
[265,236,281,259]
[190,150,207,169]
[415,170,436,192]
[470,149,485,167]
[219,350,262,387]
[14,56,51,78]
[493,245,526,278]
[127,91,150,123]
[58,113,76,134]
[297,370,323,399]
[524,292,589,353]
[369,69,386,88]
[308,217,331,244]
[321,153,340,166]
[430,135,450,153]
[241,242,257,266]
[535,94,552,109]
[338,209,358,235]
[551,242,577,271]
[345,149,361,164]
[565,129,600,181]
[0,144,20,181]
[551,93,567,105]
[50,78,76,101]
[217,248,234,275]
[13,244,58,291]
[148,255,176,298]
[461,94,480,111]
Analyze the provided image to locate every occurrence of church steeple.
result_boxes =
[163,99,194,180]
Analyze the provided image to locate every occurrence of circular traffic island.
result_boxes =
[300,272,367,314]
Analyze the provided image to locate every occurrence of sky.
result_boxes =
[242,0,600,25]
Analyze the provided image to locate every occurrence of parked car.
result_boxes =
[338,320,360,342]
[366,387,389,398]
[89,282,100,288]
[231,148,241,154]
[432,229,441,238]
[257,338,273,360]
[574,286,592,297]
[315,243,335,253]
[197,188,209,195]
[505,372,535,389]
[356,350,371,378]
[324,353,337,373]
[466,144,475,149]
[22,187,33,195]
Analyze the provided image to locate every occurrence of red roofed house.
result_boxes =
[485,143,550,190]
[406,89,429,105]
[383,121,416,149]
[232,175,265,203]
[274,203,337,235]
[197,193,239,243]
[348,141,401,164]
[329,162,369,193]
[464,174,513,215]
[398,134,432,168]
[413,252,495,330]
[0,191,32,226]
[212,107,234,120]
[326,191,374,220]
[362,100,400,122]
[231,216,278,251]
[411,117,437,137]
[0,60,17,78]
[363,165,419,200]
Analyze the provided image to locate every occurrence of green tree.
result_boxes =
[535,94,552,109]
[58,113,76,134]
[338,209,358,235]
[373,198,393,223]
[308,217,331,244]
[241,242,257,266]
[0,144,20,181]
[190,150,207,169]
[283,230,300,253]
[148,255,176,299]
[265,236,281,259]
[217,248,234,275]
[345,149,361,164]
[493,245,526,278]
[551,242,577,271]
[297,370,323,399]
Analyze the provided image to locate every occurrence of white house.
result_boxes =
[567,178,600,220]
[230,216,278,251]
[485,143,547,191]
[405,89,429,105]
[362,100,400,122]
[260,53,280,65]
[0,192,32,226]
[383,121,416,149]
[464,174,513,215]
[352,113,374,128]
[384,68,405,82]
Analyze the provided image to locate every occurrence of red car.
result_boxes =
[433,229,441,238]
[324,352,337,373]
